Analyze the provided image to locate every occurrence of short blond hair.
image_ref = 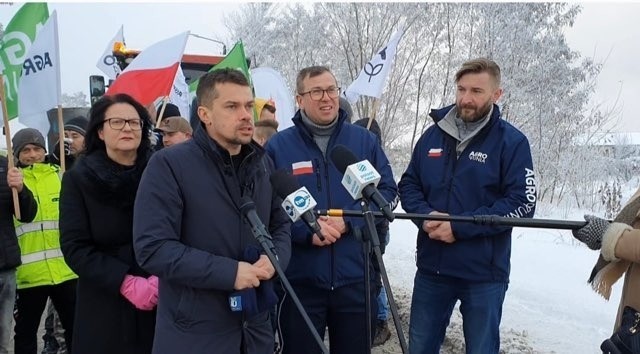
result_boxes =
[455,58,501,87]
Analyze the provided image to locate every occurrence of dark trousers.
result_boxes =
[14,279,77,354]
[276,282,377,354]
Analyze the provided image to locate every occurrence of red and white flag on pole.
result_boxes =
[106,31,189,106]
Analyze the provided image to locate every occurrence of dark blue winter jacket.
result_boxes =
[133,126,291,354]
[265,109,398,289]
[398,104,536,282]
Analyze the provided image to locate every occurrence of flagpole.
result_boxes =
[155,96,169,127]
[0,75,21,220]
[367,98,381,130]
[57,105,65,173]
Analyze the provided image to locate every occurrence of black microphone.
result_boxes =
[239,196,278,259]
[270,170,325,242]
[330,145,395,222]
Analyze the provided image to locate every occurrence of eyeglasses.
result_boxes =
[104,118,143,131]
[299,87,341,101]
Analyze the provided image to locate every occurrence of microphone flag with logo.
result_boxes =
[330,144,394,221]
[270,169,325,241]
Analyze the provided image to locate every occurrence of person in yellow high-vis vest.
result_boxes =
[11,128,77,354]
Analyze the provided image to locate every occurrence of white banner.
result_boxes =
[18,11,61,137]
[168,66,190,118]
[96,25,124,80]
[344,29,404,103]
[251,67,296,131]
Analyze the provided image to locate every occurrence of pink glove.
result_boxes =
[120,275,158,311]
[148,276,159,306]
[148,275,159,290]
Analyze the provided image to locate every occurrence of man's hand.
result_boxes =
[7,167,24,192]
[429,221,456,243]
[324,216,348,234]
[234,261,270,290]
[422,211,447,233]
[253,254,275,280]
[423,211,456,243]
[311,217,342,247]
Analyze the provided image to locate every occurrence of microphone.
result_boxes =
[239,196,278,259]
[270,170,325,241]
[330,145,395,222]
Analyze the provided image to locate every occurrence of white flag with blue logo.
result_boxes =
[18,10,61,137]
[344,29,404,103]
[96,25,124,80]
[168,66,191,118]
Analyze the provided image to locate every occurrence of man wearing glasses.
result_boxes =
[265,66,397,354]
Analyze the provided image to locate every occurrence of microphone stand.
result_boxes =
[320,209,589,230]
[360,202,373,352]
[359,200,408,353]
[239,200,329,354]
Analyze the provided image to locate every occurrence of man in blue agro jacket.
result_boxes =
[398,58,536,354]
[265,65,397,354]
[133,68,291,354]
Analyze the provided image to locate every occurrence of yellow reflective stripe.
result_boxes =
[21,248,64,265]
[15,221,59,237]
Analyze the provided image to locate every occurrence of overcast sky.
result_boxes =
[563,2,640,133]
[1,2,639,132]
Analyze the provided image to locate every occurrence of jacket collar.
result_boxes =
[430,103,502,125]
[192,123,264,169]
[291,108,349,141]
[21,162,59,175]
[430,104,502,147]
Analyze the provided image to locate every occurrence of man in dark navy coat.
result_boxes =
[133,68,291,354]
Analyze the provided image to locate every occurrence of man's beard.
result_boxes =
[458,100,493,122]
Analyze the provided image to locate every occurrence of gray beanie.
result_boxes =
[64,116,88,136]
[12,128,46,158]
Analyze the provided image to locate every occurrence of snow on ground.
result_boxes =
[375,201,622,354]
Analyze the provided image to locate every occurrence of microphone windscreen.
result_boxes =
[238,196,256,216]
[270,169,300,199]
[330,144,359,174]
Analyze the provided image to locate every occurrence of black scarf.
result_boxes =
[80,149,149,208]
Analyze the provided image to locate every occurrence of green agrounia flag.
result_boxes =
[188,40,255,120]
[188,40,252,93]
[0,2,50,119]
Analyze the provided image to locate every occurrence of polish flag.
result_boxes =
[106,31,189,106]
[427,148,443,158]
[292,161,313,176]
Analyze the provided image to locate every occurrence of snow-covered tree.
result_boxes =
[61,91,89,107]
[225,3,617,207]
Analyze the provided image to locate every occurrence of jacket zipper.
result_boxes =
[314,158,322,193]
[297,118,341,289]
[233,149,257,261]
[320,157,336,290]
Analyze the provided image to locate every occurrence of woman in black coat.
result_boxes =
[59,94,156,354]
